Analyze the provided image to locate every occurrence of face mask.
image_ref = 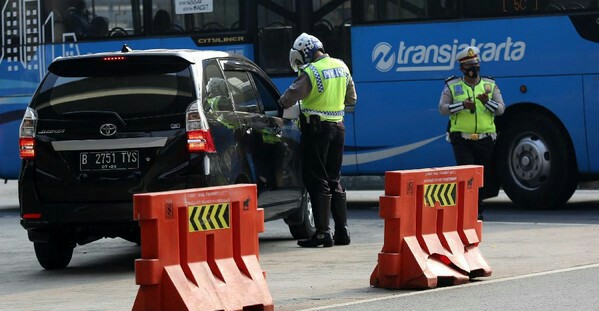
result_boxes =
[464,66,480,78]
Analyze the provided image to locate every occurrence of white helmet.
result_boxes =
[289,33,324,72]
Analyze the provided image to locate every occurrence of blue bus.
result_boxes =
[1,0,598,209]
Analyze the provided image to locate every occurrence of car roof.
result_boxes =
[52,47,237,64]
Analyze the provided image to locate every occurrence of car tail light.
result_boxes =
[19,107,37,159]
[22,213,41,219]
[186,102,216,153]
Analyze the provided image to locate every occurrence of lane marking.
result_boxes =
[301,263,599,310]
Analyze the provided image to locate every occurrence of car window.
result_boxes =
[33,59,194,118]
[223,70,260,114]
[249,71,279,116]
[203,60,233,112]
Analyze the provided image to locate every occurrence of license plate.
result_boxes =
[80,150,139,171]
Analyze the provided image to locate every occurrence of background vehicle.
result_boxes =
[19,48,314,269]
[2,0,599,209]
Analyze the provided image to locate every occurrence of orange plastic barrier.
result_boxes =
[370,165,492,289]
[132,184,273,311]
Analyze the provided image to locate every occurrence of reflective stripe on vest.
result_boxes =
[301,57,349,122]
[448,77,497,134]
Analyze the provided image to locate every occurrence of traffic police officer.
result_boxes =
[205,77,231,112]
[278,33,357,247]
[439,46,505,220]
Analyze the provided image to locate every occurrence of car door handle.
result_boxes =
[275,128,283,138]
[242,124,253,134]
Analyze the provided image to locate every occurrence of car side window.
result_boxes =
[249,71,279,116]
[223,70,260,114]
[203,60,233,112]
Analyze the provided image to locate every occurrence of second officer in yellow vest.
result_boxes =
[439,46,505,220]
[278,33,357,247]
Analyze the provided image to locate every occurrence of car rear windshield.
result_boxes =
[31,56,195,119]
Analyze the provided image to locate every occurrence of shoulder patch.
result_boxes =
[484,83,493,93]
[453,84,464,96]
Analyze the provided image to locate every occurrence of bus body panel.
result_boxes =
[349,15,598,175]
[583,75,599,173]
[353,16,598,83]
[0,70,41,179]
[349,80,452,174]
[0,110,22,178]
[496,76,588,172]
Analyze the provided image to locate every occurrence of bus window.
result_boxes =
[313,0,352,69]
[543,0,599,11]
[257,1,296,75]
[361,0,457,21]
[462,0,597,17]
[151,0,241,34]
[427,0,458,18]
[362,0,427,21]
[462,0,540,17]
[255,0,353,75]
[46,0,141,42]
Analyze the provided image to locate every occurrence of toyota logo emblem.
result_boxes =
[99,123,117,136]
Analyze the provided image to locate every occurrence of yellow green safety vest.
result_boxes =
[300,57,349,122]
[447,77,497,134]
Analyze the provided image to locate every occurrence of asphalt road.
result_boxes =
[1,181,599,310]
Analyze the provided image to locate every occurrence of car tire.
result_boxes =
[33,238,75,270]
[286,193,316,240]
[495,112,577,209]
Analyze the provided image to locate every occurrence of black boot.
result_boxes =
[332,191,351,245]
[298,193,333,248]
[297,231,334,248]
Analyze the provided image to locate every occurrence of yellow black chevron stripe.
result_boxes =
[188,203,230,232]
[424,183,457,207]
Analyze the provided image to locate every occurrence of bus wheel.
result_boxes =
[496,113,577,209]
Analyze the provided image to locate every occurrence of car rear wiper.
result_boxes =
[62,111,127,126]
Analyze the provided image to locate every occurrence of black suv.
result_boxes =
[18,47,314,269]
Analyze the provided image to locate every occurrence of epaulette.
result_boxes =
[444,75,459,84]
[481,75,495,81]
[299,63,310,71]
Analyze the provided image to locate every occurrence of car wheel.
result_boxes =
[286,193,316,239]
[495,112,577,209]
[33,238,75,270]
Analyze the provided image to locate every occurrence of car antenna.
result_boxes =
[121,44,132,53]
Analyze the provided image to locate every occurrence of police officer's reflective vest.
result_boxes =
[208,95,234,111]
[300,57,349,122]
[447,77,497,134]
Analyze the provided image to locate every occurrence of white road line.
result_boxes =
[300,263,599,311]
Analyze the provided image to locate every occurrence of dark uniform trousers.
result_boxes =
[450,133,496,215]
[301,118,345,234]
